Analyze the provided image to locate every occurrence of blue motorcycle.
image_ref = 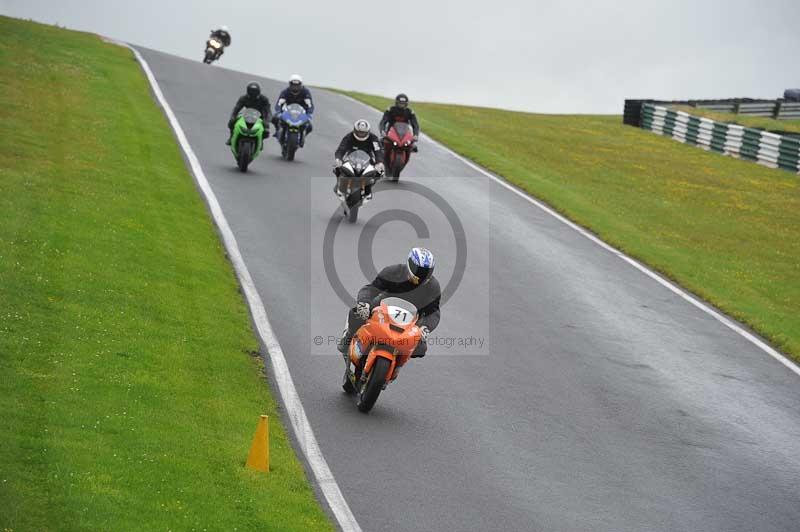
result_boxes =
[276,103,312,161]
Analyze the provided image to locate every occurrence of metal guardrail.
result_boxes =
[637,103,800,174]
[732,101,800,119]
[624,98,800,121]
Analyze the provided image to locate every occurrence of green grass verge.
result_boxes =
[0,16,332,531]
[337,90,800,363]
[670,105,800,135]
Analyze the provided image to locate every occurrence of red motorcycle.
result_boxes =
[382,122,415,182]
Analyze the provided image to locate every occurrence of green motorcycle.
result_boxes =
[230,108,266,172]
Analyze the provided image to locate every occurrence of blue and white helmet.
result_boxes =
[407,247,435,284]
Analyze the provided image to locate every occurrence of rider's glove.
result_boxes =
[412,328,429,358]
[334,158,343,168]
[412,136,419,152]
[419,325,430,342]
[355,301,371,321]
[375,162,385,175]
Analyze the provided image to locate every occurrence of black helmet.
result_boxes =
[246,82,261,98]
[395,93,409,108]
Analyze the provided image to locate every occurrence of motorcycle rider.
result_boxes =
[379,93,420,151]
[226,82,271,145]
[272,74,315,145]
[208,25,232,55]
[338,248,440,359]
[333,119,385,198]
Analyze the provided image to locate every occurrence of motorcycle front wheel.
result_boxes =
[390,160,404,182]
[237,140,253,172]
[357,357,391,413]
[346,204,359,223]
[344,192,361,223]
[286,133,298,161]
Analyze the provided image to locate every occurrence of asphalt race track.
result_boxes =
[137,47,800,532]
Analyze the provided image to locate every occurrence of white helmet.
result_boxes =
[289,74,303,94]
[353,119,370,141]
[220,25,229,32]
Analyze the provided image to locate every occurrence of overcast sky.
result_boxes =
[2,0,798,113]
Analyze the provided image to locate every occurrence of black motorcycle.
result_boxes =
[203,37,225,64]
[334,150,382,223]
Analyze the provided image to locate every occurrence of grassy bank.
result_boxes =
[0,16,332,531]
[670,105,800,135]
[339,90,800,363]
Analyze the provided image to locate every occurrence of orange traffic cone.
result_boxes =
[246,415,269,473]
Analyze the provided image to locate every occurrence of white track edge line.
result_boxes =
[122,44,362,532]
[334,92,800,378]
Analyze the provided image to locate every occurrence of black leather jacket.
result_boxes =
[210,30,231,46]
[335,132,385,164]
[357,264,441,331]
[229,94,271,123]
[379,106,420,136]
[275,87,314,115]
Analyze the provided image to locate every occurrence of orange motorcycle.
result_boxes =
[342,297,423,413]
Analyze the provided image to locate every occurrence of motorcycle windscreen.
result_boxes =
[344,149,372,168]
[391,122,414,142]
[284,103,306,124]
[380,297,418,326]
[241,108,262,126]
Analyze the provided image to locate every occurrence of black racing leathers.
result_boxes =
[228,94,271,133]
[334,133,384,164]
[343,265,441,358]
[275,87,315,115]
[379,106,420,137]
[210,30,231,47]
[358,265,441,329]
